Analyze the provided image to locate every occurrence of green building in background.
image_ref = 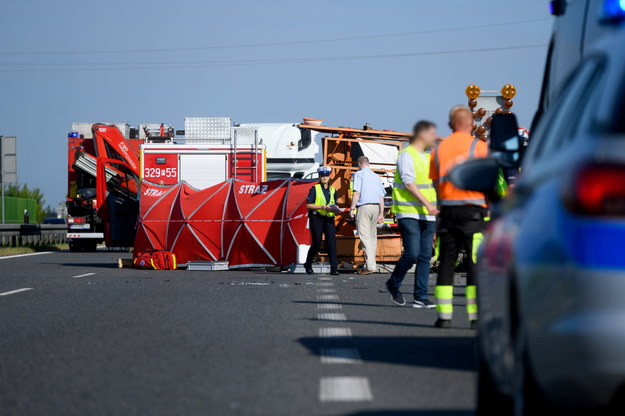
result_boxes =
[1,197,38,224]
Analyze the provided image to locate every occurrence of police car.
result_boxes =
[450,2,625,413]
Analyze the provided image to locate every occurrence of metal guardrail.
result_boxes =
[0,224,67,247]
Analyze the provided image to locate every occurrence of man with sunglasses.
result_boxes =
[303,166,340,275]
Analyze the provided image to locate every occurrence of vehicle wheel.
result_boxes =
[476,347,513,415]
[84,240,98,252]
[513,332,556,415]
[69,241,82,252]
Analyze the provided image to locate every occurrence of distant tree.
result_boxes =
[43,205,57,218]
[4,183,47,223]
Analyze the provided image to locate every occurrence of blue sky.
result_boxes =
[0,0,552,206]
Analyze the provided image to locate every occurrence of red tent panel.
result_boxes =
[134,179,315,267]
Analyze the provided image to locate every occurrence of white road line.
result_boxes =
[315,282,334,286]
[0,252,52,260]
[318,277,332,281]
[72,272,96,279]
[319,327,352,338]
[317,294,339,300]
[320,348,362,364]
[319,377,373,402]
[317,303,342,309]
[0,288,33,296]
[317,313,346,321]
[316,288,336,293]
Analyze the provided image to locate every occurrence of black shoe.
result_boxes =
[469,320,478,330]
[304,264,314,275]
[386,280,406,306]
[412,298,436,309]
[434,319,452,329]
[330,269,339,276]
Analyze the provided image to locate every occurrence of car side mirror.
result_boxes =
[490,113,523,168]
[449,157,500,193]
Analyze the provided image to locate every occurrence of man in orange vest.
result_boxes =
[429,106,488,329]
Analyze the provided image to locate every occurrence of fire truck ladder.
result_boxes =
[232,129,259,182]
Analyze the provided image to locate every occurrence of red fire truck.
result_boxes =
[66,119,265,251]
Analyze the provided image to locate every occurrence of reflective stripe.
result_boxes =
[393,183,434,190]
[438,175,450,183]
[468,313,478,320]
[395,212,433,221]
[436,298,453,305]
[468,139,479,159]
[438,312,453,320]
[392,199,436,207]
[440,198,486,206]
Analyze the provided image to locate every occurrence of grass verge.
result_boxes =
[0,243,69,257]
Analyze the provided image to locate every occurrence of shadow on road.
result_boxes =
[298,335,476,372]
[304,317,474,331]
[342,411,473,416]
[294,300,469,309]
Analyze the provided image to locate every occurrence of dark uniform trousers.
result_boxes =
[305,213,338,268]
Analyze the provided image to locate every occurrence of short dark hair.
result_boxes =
[411,120,436,142]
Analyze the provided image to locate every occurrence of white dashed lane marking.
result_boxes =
[319,327,353,338]
[317,313,346,321]
[0,288,33,296]
[319,377,373,402]
[318,277,332,281]
[320,348,362,364]
[72,273,96,279]
[318,294,339,300]
[315,282,334,286]
[317,303,342,309]
[316,288,336,293]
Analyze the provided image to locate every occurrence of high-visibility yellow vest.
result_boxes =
[314,183,336,217]
[392,146,437,216]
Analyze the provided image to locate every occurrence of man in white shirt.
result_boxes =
[350,156,386,274]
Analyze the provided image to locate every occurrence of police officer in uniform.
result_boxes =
[304,166,339,275]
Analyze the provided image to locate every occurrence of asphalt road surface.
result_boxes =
[0,250,476,416]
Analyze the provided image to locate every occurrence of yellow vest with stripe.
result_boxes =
[392,146,437,216]
[314,183,336,217]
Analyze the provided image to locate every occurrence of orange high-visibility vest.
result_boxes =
[429,132,488,207]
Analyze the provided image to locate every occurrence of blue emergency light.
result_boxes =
[68,131,79,138]
[601,0,625,22]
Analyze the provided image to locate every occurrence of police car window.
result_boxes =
[524,58,603,165]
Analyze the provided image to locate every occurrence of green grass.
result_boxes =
[0,243,69,257]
